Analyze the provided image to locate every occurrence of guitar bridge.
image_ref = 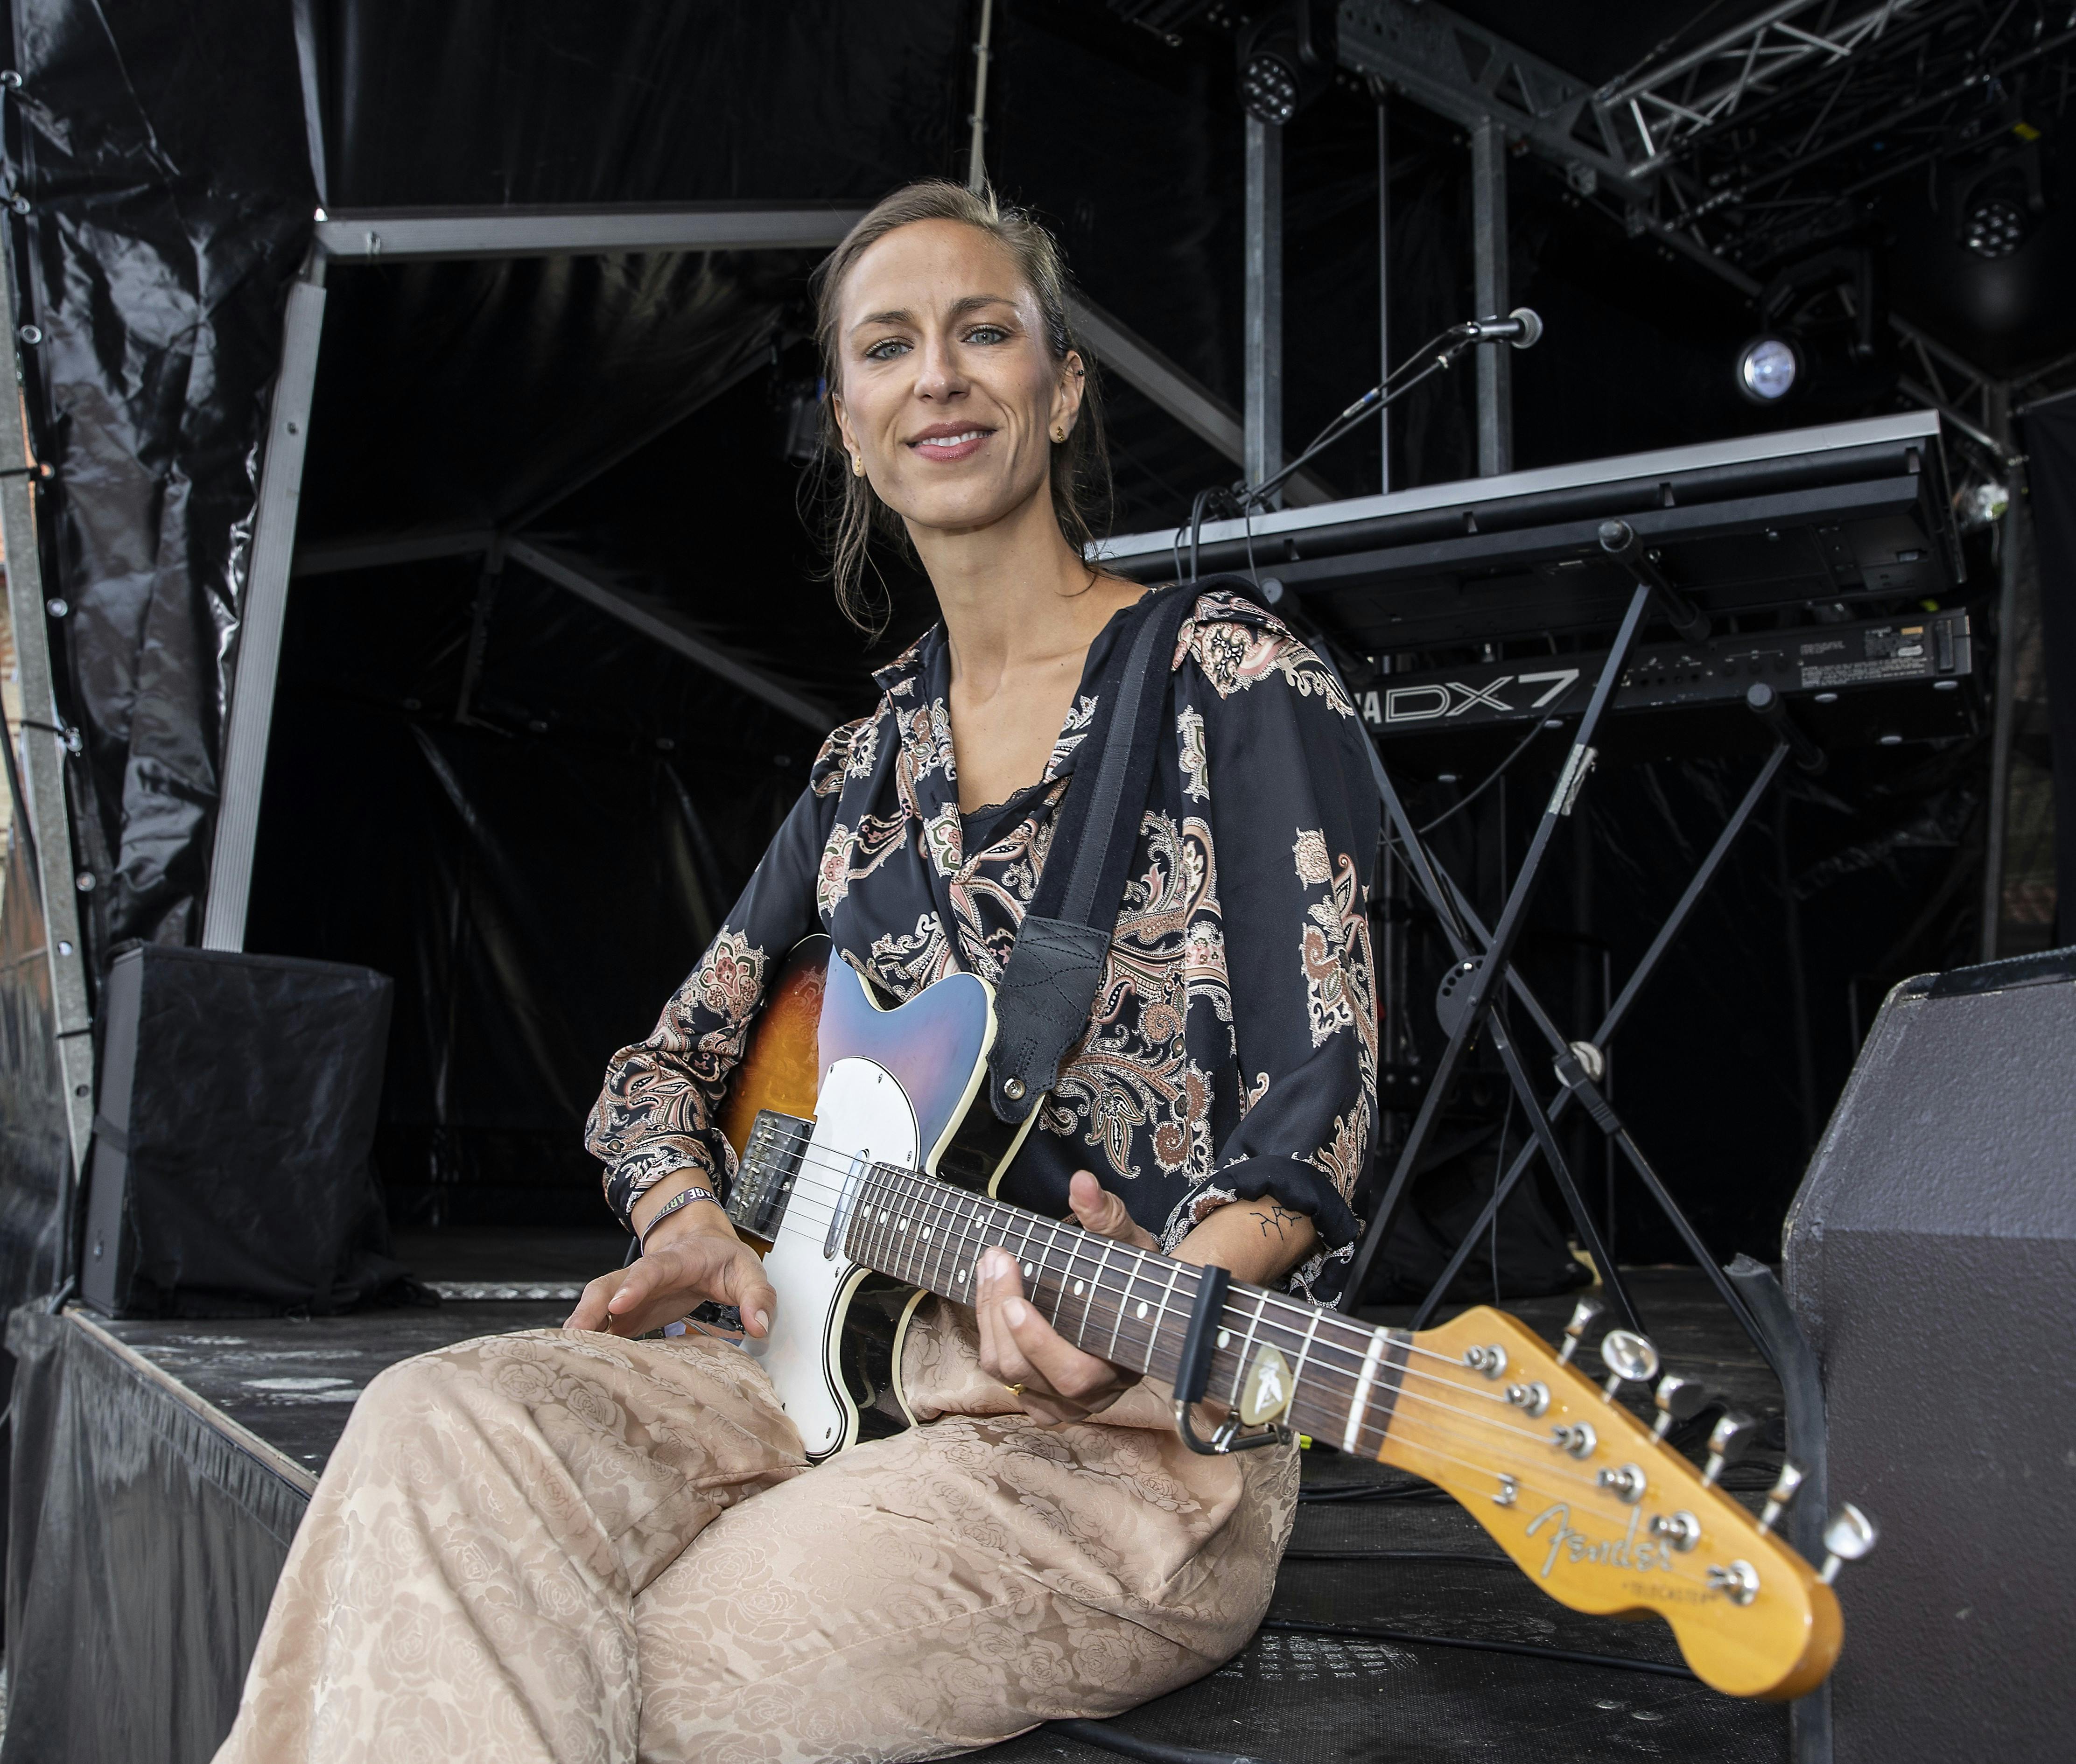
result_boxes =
[729,1110,810,1240]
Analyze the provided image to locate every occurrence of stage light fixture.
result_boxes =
[1960,476,2010,527]
[1735,335,1800,404]
[1964,196,2030,259]
[1238,1,1336,127]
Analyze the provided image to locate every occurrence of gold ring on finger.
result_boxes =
[1003,1382,1026,1398]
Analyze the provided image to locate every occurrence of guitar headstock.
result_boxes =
[1381,1304,1840,1700]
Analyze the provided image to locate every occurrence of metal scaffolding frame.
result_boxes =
[1337,0,2076,282]
[205,201,1296,953]
[0,254,95,1172]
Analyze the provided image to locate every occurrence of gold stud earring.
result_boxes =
[1052,425,1067,443]
[851,453,865,477]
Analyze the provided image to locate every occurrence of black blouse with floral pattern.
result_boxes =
[586,587,1381,1302]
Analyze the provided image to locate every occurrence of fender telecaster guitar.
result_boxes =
[709,936,1842,1700]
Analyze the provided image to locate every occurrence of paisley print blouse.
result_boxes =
[586,588,1381,1302]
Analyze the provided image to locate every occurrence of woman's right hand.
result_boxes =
[564,1204,778,1341]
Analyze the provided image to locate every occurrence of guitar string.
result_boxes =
[819,1163,1640,1512]
[716,1146,1613,1474]
[727,1143,1555,1440]
[729,1141,1403,1386]
[729,1118,1430,1374]
[716,1142,1748,1547]
[724,1128,1522,1385]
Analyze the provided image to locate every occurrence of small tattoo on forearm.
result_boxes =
[1257,1203,1304,1240]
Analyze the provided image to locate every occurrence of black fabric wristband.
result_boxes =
[638,1183,719,1249]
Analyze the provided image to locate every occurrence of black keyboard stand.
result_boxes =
[1319,577,1821,1377]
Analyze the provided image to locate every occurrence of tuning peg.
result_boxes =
[1556,1295,1605,1366]
[1597,1329,1660,1403]
[1757,1462,1804,1535]
[1650,1372,1709,1440]
[1700,1410,1760,1487]
[1818,1503,1878,1584]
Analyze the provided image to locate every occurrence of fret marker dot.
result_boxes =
[1218,1330,1231,1349]
[956,1268,966,1282]
[898,1219,908,1231]
[1023,1263,1034,1278]
[1073,1280,1085,1296]
[921,1228,931,1240]
[1136,1301,1149,1319]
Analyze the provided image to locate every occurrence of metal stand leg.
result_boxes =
[1342,582,1654,1315]
[1399,750,1790,1341]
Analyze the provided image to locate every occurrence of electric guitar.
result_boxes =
[710,936,1843,1700]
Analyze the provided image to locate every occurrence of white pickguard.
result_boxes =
[742,1057,919,1459]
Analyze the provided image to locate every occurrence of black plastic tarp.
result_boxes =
[7,0,317,952]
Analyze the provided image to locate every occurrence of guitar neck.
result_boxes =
[847,1162,1407,1453]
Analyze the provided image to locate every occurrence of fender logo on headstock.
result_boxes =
[1525,1503,1683,1582]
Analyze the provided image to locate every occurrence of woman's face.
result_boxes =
[831,218,1081,540]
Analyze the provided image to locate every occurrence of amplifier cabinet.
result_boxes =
[80,944,395,1318]
[1785,947,2076,1764]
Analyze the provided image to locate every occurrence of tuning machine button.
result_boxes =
[1597,1462,1647,1504]
[1598,1329,1660,1403]
[1700,1410,1760,1487]
[1462,1344,1508,1379]
[1650,1371,1709,1440]
[1818,1503,1878,1584]
[1556,1295,1605,1366]
[1650,1510,1701,1552]
[1758,1462,1804,1535]
[1505,1380,1550,1416]
[1705,1560,1760,1605]
[1550,1421,1597,1458]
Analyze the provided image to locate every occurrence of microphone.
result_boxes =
[1462,307,1544,349]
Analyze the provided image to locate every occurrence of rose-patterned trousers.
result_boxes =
[213,1306,1294,1764]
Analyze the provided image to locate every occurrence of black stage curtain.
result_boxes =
[2019,398,2076,944]
[2,1308,306,1764]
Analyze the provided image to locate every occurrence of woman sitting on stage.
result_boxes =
[217,178,1379,1764]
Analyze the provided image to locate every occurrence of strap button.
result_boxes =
[1003,1078,1026,1100]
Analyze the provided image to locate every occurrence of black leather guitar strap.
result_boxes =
[987,576,1262,1125]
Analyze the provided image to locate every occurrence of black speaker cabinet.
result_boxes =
[1785,945,2076,1764]
[80,943,397,1317]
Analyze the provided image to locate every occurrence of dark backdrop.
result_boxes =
[0,0,2052,1259]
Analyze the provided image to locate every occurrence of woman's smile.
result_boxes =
[906,421,995,462]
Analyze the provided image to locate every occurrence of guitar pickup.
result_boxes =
[730,1109,810,1240]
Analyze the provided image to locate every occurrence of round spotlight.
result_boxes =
[1964,196,2029,259]
[1242,52,1302,126]
[1962,477,2010,526]
[1735,335,1800,404]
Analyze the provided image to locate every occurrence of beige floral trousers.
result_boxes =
[213,1302,1296,1764]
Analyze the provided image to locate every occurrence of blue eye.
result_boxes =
[863,337,910,362]
[966,325,1010,345]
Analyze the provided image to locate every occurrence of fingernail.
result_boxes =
[1004,1299,1028,1327]
[751,1309,770,1335]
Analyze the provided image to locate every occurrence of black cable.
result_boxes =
[1258,1619,1697,1680]
[1280,1548,1510,1565]
[1409,713,1551,839]
[1051,1721,1278,1764]
[1295,1480,1446,1503]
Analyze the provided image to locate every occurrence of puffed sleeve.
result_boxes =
[585,717,865,1230]
[1183,603,1381,1290]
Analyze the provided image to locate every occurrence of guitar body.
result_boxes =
[719,936,1034,1458]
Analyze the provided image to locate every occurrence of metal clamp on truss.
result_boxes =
[1171,1264,1293,1456]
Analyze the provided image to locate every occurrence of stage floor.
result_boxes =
[56,1249,1796,1764]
